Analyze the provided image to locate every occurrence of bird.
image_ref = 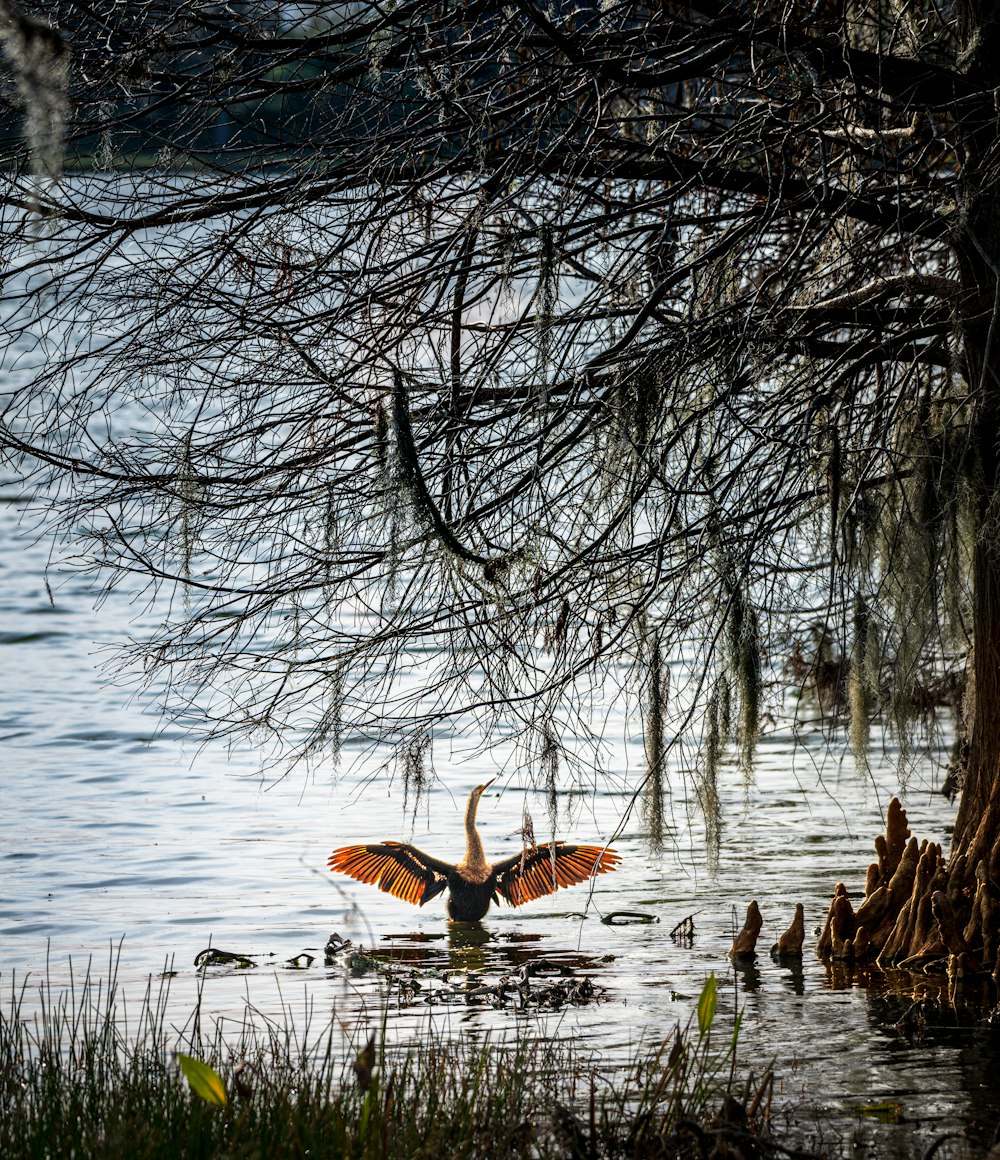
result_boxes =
[328,779,621,922]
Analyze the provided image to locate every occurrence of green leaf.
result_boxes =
[697,973,717,1037]
[178,1053,228,1106]
[859,1101,901,1124]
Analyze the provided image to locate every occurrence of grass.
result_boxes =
[0,956,789,1159]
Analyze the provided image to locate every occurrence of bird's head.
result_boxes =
[472,776,498,798]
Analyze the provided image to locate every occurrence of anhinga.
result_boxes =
[328,780,621,922]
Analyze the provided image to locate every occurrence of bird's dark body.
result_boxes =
[445,872,494,922]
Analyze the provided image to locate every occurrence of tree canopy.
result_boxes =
[0,1,994,863]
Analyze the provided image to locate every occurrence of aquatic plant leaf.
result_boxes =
[177,1053,228,1106]
[858,1101,901,1124]
[697,973,717,1037]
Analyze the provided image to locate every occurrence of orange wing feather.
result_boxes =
[328,842,451,907]
[492,843,620,908]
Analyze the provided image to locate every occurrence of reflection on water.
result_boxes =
[374,924,609,979]
[778,961,806,998]
[735,959,763,994]
[447,922,493,954]
[2,479,1000,1153]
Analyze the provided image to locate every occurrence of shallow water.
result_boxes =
[2,471,997,1157]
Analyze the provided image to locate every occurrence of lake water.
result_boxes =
[1,470,996,1157]
[0,187,993,1155]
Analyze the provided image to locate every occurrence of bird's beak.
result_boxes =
[479,776,499,793]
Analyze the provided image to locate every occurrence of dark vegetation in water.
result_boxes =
[325,929,609,1010]
[1,965,817,1160]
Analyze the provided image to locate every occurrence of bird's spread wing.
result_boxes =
[328,842,452,907]
[492,843,620,907]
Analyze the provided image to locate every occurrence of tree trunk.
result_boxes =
[949,6,1000,864]
[816,12,1000,992]
[953,536,1000,866]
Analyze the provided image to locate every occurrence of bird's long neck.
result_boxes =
[463,790,488,874]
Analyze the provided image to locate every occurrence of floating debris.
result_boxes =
[194,948,257,970]
[858,1101,903,1124]
[324,932,379,974]
[601,911,659,925]
[380,960,605,1010]
[284,952,315,970]
[670,914,696,945]
[324,931,351,957]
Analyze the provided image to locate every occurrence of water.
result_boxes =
[0,191,993,1155]
[1,476,996,1156]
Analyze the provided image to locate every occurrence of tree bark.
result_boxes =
[951,8,1000,859]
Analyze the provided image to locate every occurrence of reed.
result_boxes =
[1,959,781,1159]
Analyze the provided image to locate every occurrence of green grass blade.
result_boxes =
[697,974,717,1038]
[729,1009,743,1054]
